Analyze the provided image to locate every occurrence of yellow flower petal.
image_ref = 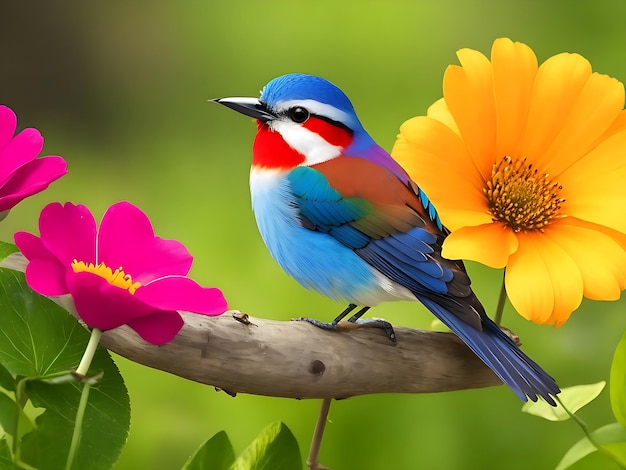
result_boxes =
[505,231,583,326]
[426,98,460,135]
[598,109,626,143]
[491,38,538,159]
[518,53,592,169]
[437,209,493,231]
[559,128,626,233]
[545,218,626,300]
[443,48,496,178]
[442,222,518,268]
[541,72,624,177]
[392,116,486,221]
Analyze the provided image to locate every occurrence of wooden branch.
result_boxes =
[2,253,502,398]
[101,312,502,398]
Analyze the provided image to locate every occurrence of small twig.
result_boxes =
[555,396,626,468]
[494,270,507,326]
[307,398,332,470]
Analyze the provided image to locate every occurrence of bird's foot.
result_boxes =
[292,317,339,331]
[350,317,397,344]
[500,326,522,346]
[292,316,397,344]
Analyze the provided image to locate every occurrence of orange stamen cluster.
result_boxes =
[71,259,141,294]
[484,156,565,232]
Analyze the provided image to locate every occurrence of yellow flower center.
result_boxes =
[484,156,565,232]
[71,259,142,294]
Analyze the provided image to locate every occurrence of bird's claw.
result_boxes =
[351,317,397,344]
[292,316,397,344]
[292,317,338,330]
[500,326,522,346]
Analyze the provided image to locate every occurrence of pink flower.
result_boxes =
[15,201,228,345]
[0,105,67,213]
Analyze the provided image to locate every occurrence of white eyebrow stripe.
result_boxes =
[274,99,352,126]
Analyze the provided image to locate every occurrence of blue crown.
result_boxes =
[260,74,356,116]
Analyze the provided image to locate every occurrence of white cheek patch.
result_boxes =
[270,120,343,166]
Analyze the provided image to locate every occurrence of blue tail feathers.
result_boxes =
[418,296,560,404]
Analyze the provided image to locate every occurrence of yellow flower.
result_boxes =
[392,38,626,326]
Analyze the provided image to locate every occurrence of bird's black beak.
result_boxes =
[211,97,275,122]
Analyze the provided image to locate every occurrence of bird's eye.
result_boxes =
[288,106,310,123]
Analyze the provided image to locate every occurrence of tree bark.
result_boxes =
[101,311,502,398]
[2,253,502,398]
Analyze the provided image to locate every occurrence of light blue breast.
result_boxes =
[250,170,381,304]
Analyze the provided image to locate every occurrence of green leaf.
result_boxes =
[0,266,130,469]
[522,382,605,421]
[20,346,130,470]
[0,242,18,263]
[0,363,15,392]
[0,268,85,378]
[0,392,18,436]
[231,422,301,470]
[0,437,20,469]
[555,434,597,470]
[183,430,236,470]
[610,330,626,427]
[556,422,626,470]
[429,319,450,333]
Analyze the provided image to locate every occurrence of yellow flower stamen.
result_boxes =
[71,259,142,294]
[484,156,565,232]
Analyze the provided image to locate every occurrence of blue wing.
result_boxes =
[288,164,459,299]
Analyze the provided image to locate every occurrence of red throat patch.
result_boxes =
[253,122,305,169]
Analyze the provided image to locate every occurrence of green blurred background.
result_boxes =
[2,1,626,469]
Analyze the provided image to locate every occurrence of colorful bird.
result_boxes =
[213,73,560,404]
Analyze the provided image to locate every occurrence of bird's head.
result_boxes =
[213,74,374,170]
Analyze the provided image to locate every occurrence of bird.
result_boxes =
[213,73,560,405]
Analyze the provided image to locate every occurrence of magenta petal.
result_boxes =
[98,201,193,282]
[0,106,17,149]
[39,202,96,267]
[136,276,228,315]
[126,311,184,345]
[15,231,69,296]
[15,231,50,261]
[25,258,69,296]
[0,128,43,188]
[0,156,67,212]
[67,271,155,330]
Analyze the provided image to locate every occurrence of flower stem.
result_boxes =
[65,381,91,470]
[75,328,102,377]
[65,327,102,470]
[494,270,507,326]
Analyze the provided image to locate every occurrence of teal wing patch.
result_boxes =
[287,166,371,248]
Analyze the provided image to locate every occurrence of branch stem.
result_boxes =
[307,398,332,470]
